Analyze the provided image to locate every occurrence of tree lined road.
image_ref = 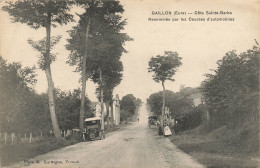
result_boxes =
[6,105,204,168]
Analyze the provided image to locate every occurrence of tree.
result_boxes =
[55,89,91,131]
[66,0,132,131]
[120,94,141,121]
[0,56,40,133]
[70,1,97,132]
[147,90,194,118]
[121,94,136,115]
[147,88,203,132]
[201,46,259,128]
[148,51,182,129]
[3,0,74,139]
[95,64,123,126]
[26,93,52,133]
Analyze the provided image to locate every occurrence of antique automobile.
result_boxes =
[148,115,159,128]
[83,117,105,141]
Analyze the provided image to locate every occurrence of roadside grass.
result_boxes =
[105,122,132,135]
[105,125,121,134]
[0,138,79,166]
[0,124,127,167]
[170,123,259,168]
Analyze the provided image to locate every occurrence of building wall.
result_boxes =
[190,93,202,107]
[193,97,202,107]
[113,94,120,125]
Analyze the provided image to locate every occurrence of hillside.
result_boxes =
[171,123,259,168]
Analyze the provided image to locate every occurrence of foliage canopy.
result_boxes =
[148,51,182,83]
[201,46,259,128]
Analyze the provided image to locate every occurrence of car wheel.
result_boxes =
[99,132,103,140]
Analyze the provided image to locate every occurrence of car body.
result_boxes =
[148,115,159,128]
[83,117,105,141]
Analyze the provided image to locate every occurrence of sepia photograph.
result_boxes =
[0,0,259,167]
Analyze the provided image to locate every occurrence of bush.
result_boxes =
[201,47,259,129]
[147,87,204,132]
[177,105,203,131]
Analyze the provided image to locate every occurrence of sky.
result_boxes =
[0,0,259,102]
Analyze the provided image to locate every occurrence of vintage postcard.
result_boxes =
[0,0,259,168]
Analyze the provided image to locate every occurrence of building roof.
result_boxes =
[85,117,101,121]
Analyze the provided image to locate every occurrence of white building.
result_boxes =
[113,94,120,125]
[190,93,202,107]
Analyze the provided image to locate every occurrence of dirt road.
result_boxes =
[6,105,204,168]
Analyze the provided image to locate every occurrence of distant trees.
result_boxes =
[147,90,193,117]
[147,88,203,131]
[120,94,142,121]
[147,46,259,132]
[147,88,198,117]
[148,51,182,127]
[3,0,74,139]
[201,46,259,129]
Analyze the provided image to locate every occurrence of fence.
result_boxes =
[0,130,73,145]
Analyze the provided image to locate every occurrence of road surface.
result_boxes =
[6,105,204,168]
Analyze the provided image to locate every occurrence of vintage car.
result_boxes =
[83,117,105,141]
[148,115,159,128]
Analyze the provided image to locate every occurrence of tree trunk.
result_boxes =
[111,101,114,129]
[161,81,165,133]
[45,12,61,139]
[79,19,91,131]
[99,68,105,131]
[105,103,109,124]
[202,102,210,130]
